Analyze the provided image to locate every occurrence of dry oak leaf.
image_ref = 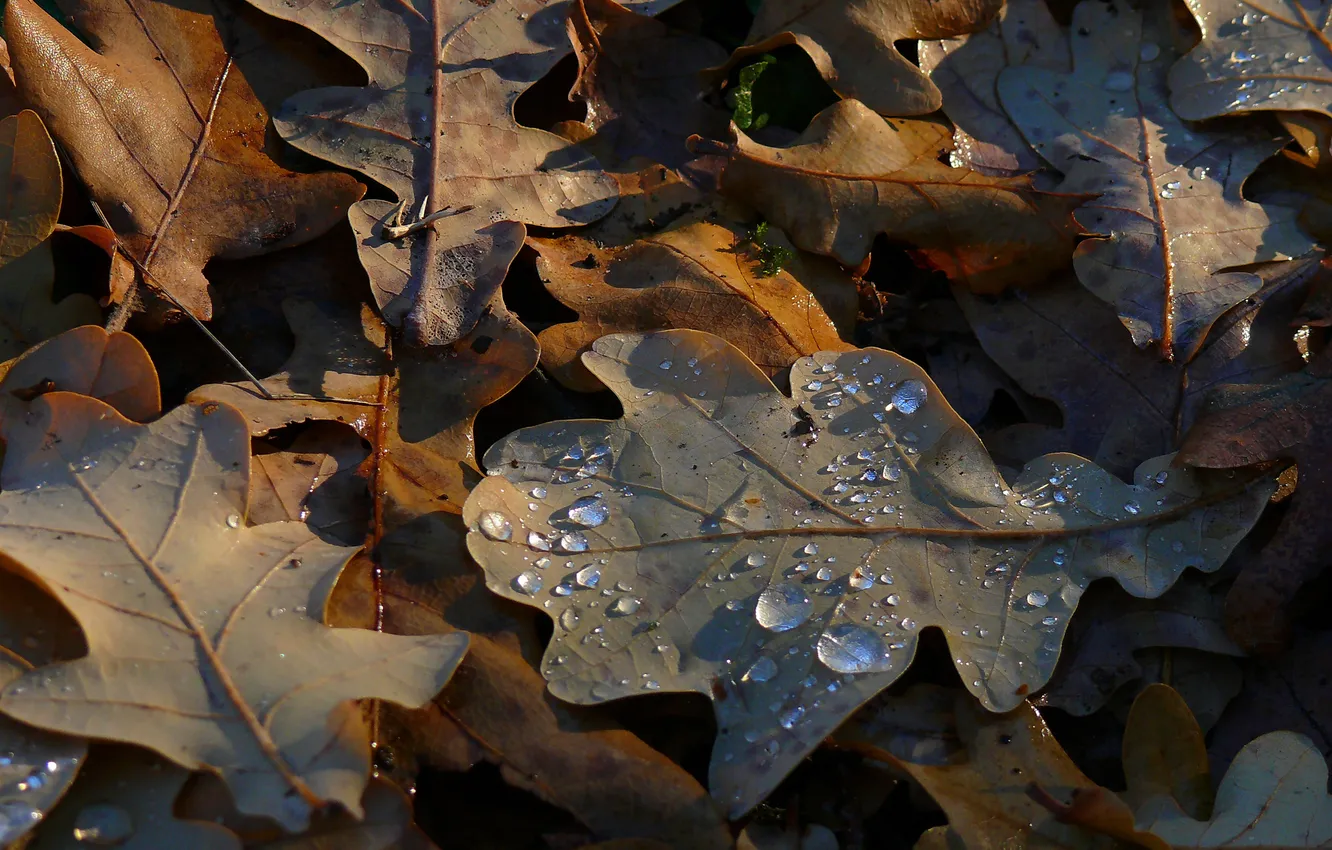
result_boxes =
[1169,0,1332,121]
[246,0,678,346]
[956,257,1318,479]
[0,394,468,832]
[463,329,1273,816]
[568,0,730,170]
[1178,344,1332,654]
[191,303,732,847]
[700,100,1083,293]
[4,0,365,324]
[726,0,1004,116]
[997,0,1315,361]
[28,745,240,850]
[1121,684,1214,819]
[530,173,855,392]
[0,325,161,428]
[919,0,1068,177]
[835,685,1164,850]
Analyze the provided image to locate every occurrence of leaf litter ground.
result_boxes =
[0,0,1330,847]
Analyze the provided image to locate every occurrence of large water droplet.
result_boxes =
[1026,590,1049,608]
[848,568,874,591]
[746,552,767,567]
[1123,500,1141,515]
[817,624,891,674]
[891,379,928,415]
[755,583,813,632]
[478,511,512,541]
[743,656,778,683]
[568,496,610,528]
[558,531,589,552]
[1139,42,1160,62]
[559,607,580,630]
[514,570,544,595]
[225,513,241,529]
[575,564,602,588]
[72,803,133,845]
[778,705,805,729]
[611,596,641,616]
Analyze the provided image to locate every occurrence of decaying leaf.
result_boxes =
[246,0,678,346]
[1169,0,1332,122]
[463,329,1273,814]
[568,0,729,169]
[919,0,1067,176]
[701,99,1082,291]
[1179,344,1332,653]
[4,0,365,323]
[726,0,1005,116]
[957,257,1318,478]
[835,685,1162,850]
[997,0,1315,361]
[530,168,856,391]
[0,394,468,831]
[29,745,239,850]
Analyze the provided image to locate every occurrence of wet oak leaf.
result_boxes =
[191,303,732,846]
[727,0,1005,116]
[0,394,468,831]
[245,0,679,346]
[997,0,1315,361]
[463,329,1274,815]
[956,258,1317,478]
[1169,0,1332,122]
[568,0,730,169]
[1179,344,1332,653]
[919,0,1068,176]
[702,99,1083,292]
[530,172,856,392]
[28,745,240,850]
[4,0,365,323]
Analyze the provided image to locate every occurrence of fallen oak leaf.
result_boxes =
[722,0,1005,117]
[28,745,239,850]
[4,0,365,324]
[568,0,730,169]
[956,257,1319,478]
[244,0,680,346]
[190,302,730,844]
[997,0,1315,361]
[0,325,160,426]
[463,329,1274,815]
[1121,684,1213,818]
[530,168,856,391]
[834,685,1165,850]
[691,100,1083,292]
[0,394,468,831]
[1168,0,1332,122]
[1178,344,1332,653]
[0,110,100,357]
[919,0,1068,176]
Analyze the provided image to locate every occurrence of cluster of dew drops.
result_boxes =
[1213,10,1314,108]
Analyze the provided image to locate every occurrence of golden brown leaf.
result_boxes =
[702,100,1082,292]
[5,0,365,322]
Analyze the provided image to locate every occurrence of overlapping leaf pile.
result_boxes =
[0,0,1331,845]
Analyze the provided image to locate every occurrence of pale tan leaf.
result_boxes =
[463,329,1273,815]
[1122,684,1213,818]
[245,0,681,345]
[0,394,468,831]
[0,110,59,269]
[0,325,160,425]
[997,0,1315,360]
[1169,0,1332,121]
